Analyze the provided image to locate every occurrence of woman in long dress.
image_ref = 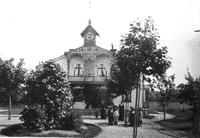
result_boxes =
[119,101,124,121]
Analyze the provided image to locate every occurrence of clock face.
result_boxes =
[86,32,94,40]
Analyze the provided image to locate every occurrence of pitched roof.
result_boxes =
[80,19,99,37]
[67,45,110,55]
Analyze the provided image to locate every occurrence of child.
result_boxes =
[113,106,119,125]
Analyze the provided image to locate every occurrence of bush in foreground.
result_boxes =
[20,61,76,131]
[61,109,83,131]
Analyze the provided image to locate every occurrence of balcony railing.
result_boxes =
[68,76,110,83]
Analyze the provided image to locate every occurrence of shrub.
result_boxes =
[20,106,47,131]
[20,61,73,131]
[61,109,83,131]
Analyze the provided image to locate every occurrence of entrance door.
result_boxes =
[73,89,84,102]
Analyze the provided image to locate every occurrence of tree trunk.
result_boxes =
[182,103,185,112]
[133,77,140,138]
[195,80,200,137]
[125,91,128,125]
[8,92,11,120]
[163,105,166,122]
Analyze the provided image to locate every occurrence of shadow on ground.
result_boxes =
[0,122,102,138]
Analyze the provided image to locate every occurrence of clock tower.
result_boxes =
[81,19,99,46]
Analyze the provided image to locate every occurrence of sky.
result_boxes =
[0,0,200,85]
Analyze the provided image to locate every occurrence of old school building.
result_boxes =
[50,20,149,109]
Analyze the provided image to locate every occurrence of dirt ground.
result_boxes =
[83,112,194,138]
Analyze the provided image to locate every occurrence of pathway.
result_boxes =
[83,113,193,138]
[0,111,194,138]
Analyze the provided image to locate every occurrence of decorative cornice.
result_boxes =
[65,46,112,61]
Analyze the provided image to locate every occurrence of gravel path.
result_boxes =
[83,113,193,138]
[0,112,194,138]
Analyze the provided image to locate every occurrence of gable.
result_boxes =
[66,45,111,61]
[81,24,99,37]
[68,45,110,55]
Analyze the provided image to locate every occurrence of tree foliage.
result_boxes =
[0,57,26,119]
[177,71,200,128]
[108,16,171,97]
[20,61,75,131]
[152,74,175,121]
[178,71,198,106]
[0,58,26,102]
[107,17,172,137]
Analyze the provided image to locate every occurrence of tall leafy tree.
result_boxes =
[0,58,26,120]
[152,74,175,121]
[108,16,171,138]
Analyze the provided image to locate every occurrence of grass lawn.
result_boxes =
[0,106,24,115]
[156,110,194,134]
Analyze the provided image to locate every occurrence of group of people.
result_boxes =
[98,102,143,127]
[129,106,143,127]
[107,105,120,125]
[107,102,125,126]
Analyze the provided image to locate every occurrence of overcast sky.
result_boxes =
[0,0,200,85]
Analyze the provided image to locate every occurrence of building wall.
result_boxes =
[95,55,111,76]
[68,54,111,77]
[84,58,95,76]
[69,54,84,76]
[53,56,68,73]
[112,88,144,110]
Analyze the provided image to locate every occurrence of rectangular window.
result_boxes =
[74,63,82,76]
[98,64,106,77]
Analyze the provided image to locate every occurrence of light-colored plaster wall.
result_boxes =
[84,58,95,76]
[54,56,68,73]
[113,88,145,110]
[69,54,84,76]
[95,55,111,76]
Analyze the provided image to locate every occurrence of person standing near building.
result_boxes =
[100,102,107,119]
[108,106,114,125]
[119,101,124,121]
[113,106,119,125]
[129,106,135,126]
[138,110,144,127]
